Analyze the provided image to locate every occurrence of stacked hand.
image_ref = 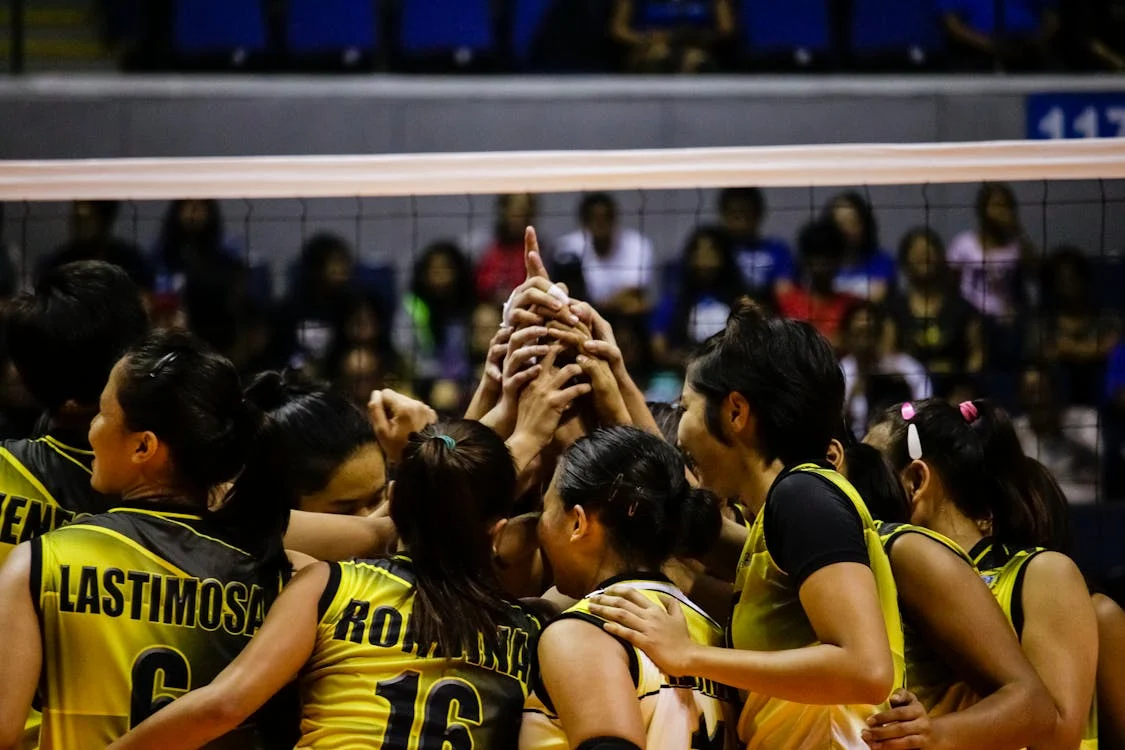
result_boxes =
[368,389,438,464]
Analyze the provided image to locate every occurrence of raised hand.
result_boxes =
[508,346,591,464]
[368,389,438,464]
[480,325,551,438]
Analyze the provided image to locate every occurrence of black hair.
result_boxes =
[557,426,722,566]
[840,299,886,336]
[826,191,880,257]
[495,193,538,243]
[688,298,844,465]
[1023,456,1074,553]
[578,192,617,224]
[669,226,745,347]
[975,182,1017,222]
[846,443,911,524]
[1041,245,1094,312]
[718,187,765,218]
[875,399,1040,548]
[7,260,148,411]
[409,241,476,345]
[897,226,947,267]
[116,330,290,569]
[647,402,683,445]
[798,218,847,261]
[243,370,379,508]
[298,232,353,298]
[391,420,518,658]
[158,199,224,271]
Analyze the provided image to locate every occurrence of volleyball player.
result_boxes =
[244,371,387,516]
[866,399,1098,750]
[0,260,147,749]
[521,426,738,750]
[108,419,567,750]
[0,330,293,749]
[0,260,148,568]
[590,300,903,749]
[828,415,1053,749]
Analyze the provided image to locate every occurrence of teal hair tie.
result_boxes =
[437,434,456,450]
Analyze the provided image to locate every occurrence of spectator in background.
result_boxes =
[948,182,1035,365]
[652,226,744,370]
[469,302,503,381]
[1065,0,1125,69]
[825,192,896,303]
[610,0,735,72]
[886,227,984,396]
[40,200,153,291]
[776,219,859,350]
[1013,361,1101,504]
[940,0,1059,69]
[151,200,259,337]
[285,233,366,374]
[325,291,397,382]
[395,241,476,411]
[553,192,654,316]
[840,302,932,437]
[718,187,795,299]
[0,204,23,303]
[1031,246,1120,406]
[475,193,538,304]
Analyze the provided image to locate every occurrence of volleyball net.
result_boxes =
[1,138,1124,576]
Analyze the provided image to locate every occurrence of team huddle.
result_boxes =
[0,227,1121,750]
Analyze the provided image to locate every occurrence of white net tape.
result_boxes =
[1,139,1123,201]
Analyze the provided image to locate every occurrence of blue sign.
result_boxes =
[1026,93,1125,140]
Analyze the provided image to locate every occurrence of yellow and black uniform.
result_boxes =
[0,432,103,568]
[521,573,740,750]
[879,522,979,716]
[970,539,1099,750]
[729,463,905,749]
[3,432,105,749]
[304,555,541,750]
[32,506,283,750]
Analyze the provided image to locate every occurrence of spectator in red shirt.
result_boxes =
[474,193,538,304]
[777,219,859,350]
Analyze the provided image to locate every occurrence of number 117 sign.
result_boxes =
[1027,93,1125,140]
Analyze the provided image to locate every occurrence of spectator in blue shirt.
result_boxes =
[611,0,735,72]
[941,0,1059,69]
[824,191,896,304]
[651,226,745,370]
[718,187,795,299]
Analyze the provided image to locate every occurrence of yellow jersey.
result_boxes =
[729,464,905,749]
[32,505,285,749]
[1,432,104,749]
[302,555,541,749]
[879,522,979,716]
[520,574,740,750]
[971,540,1098,750]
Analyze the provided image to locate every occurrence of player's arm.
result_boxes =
[284,509,396,560]
[0,543,40,750]
[537,618,647,747]
[1094,593,1125,749]
[108,563,330,750]
[593,563,893,705]
[1020,553,1098,750]
[863,534,1054,749]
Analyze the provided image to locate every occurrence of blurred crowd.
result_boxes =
[1,183,1123,502]
[95,0,1125,73]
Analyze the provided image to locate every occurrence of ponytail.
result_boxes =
[391,420,518,658]
[675,487,723,560]
[844,443,910,524]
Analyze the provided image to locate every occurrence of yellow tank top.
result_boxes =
[520,574,740,750]
[33,507,284,750]
[303,555,541,749]
[972,540,1098,750]
[729,464,905,749]
[878,523,979,716]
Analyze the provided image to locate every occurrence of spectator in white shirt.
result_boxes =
[552,192,655,316]
[840,301,933,437]
[1013,361,1102,504]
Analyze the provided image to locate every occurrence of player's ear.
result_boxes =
[488,517,509,557]
[132,431,159,466]
[570,504,589,542]
[825,439,846,472]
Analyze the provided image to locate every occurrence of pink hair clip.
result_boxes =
[901,402,916,420]
[959,401,980,423]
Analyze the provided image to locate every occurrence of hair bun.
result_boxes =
[675,486,723,560]
[243,369,324,413]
